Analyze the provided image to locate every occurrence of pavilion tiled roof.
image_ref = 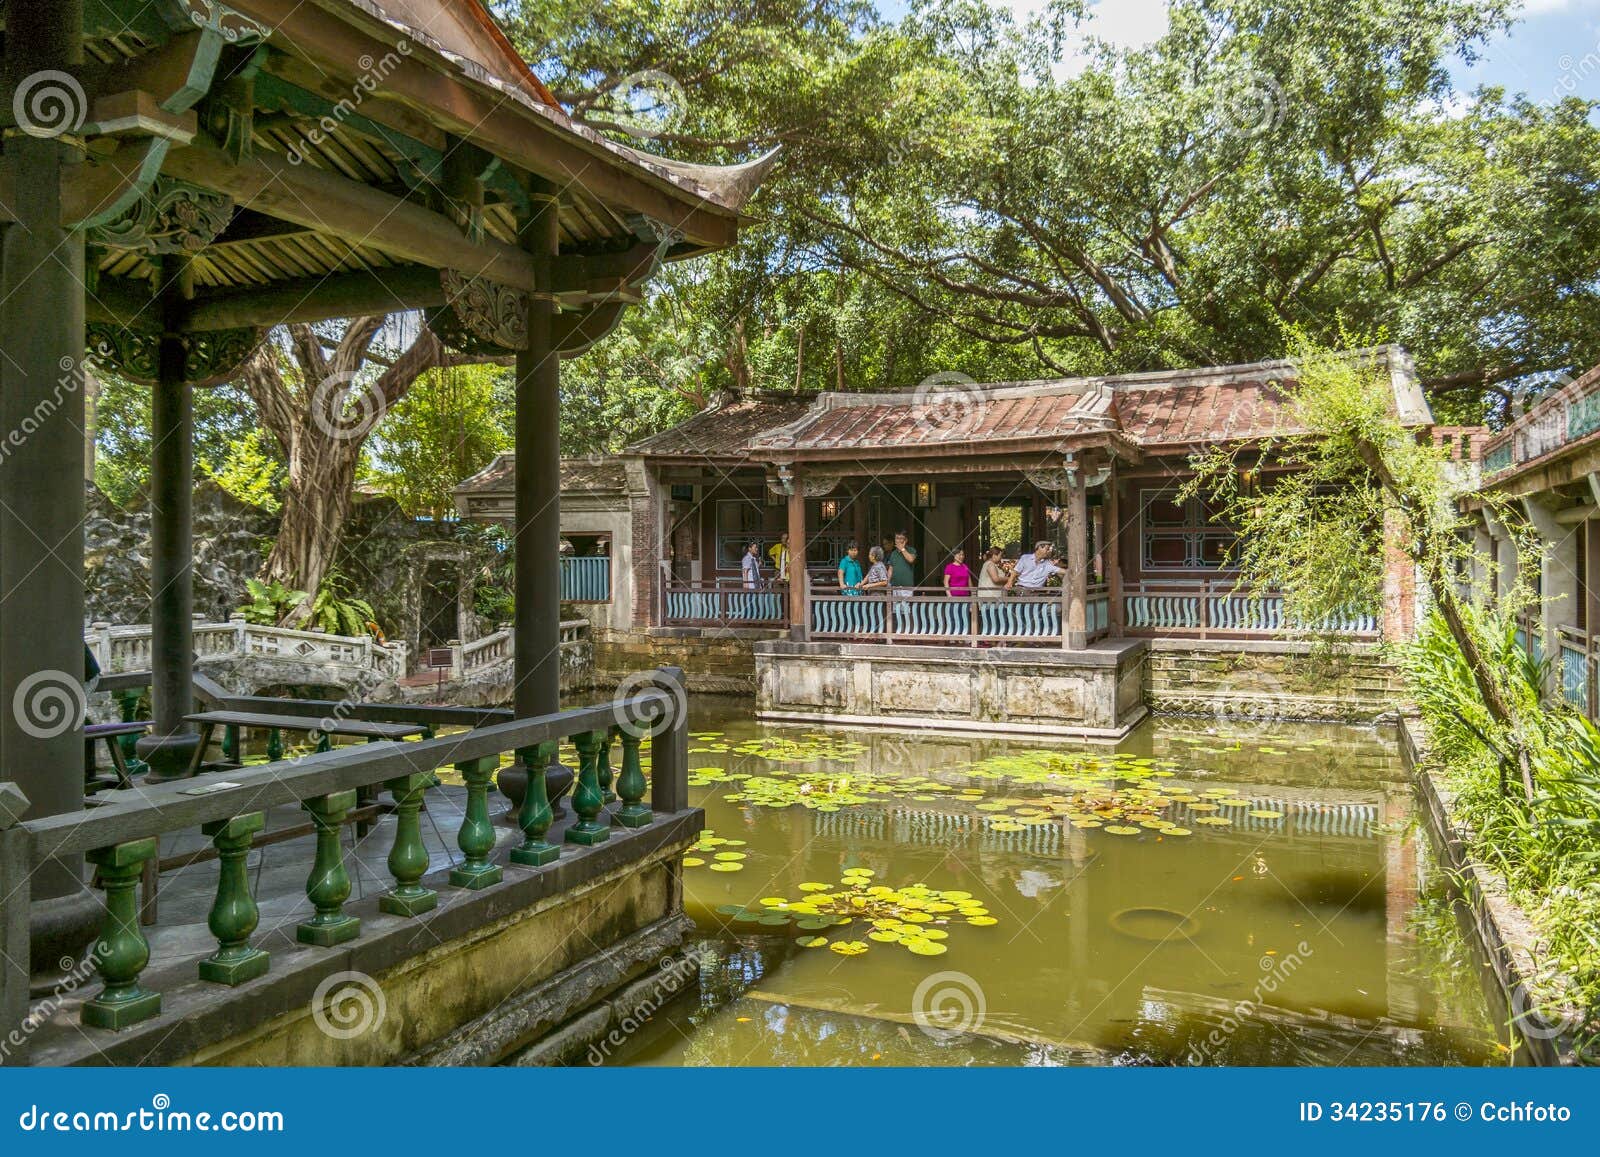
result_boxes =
[739,347,1428,458]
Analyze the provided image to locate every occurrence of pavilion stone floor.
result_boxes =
[139,780,523,966]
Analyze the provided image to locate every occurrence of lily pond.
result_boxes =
[605,700,1504,1067]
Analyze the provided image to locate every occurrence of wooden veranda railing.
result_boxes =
[1121,581,1380,639]
[560,556,611,602]
[661,578,786,627]
[807,586,1112,646]
[0,673,691,1063]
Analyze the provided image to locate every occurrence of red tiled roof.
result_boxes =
[455,454,626,495]
[627,393,818,459]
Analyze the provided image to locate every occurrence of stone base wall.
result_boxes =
[754,640,1149,739]
[1145,640,1402,723]
[594,628,784,695]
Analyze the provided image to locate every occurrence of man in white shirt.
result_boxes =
[1011,541,1064,590]
[741,541,763,589]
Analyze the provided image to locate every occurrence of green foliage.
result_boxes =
[238,578,305,625]
[93,375,271,506]
[363,364,511,517]
[203,428,284,512]
[306,570,379,637]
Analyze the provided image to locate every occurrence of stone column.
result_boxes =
[1,0,100,964]
[1523,496,1579,677]
[1063,477,1088,649]
[139,255,199,781]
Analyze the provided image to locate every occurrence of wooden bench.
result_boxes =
[83,720,150,793]
[181,710,426,776]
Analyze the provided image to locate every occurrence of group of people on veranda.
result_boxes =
[740,529,1068,598]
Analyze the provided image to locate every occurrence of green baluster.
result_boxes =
[450,756,504,889]
[115,690,148,777]
[615,730,652,828]
[298,790,361,946]
[220,723,239,763]
[566,730,610,846]
[509,741,559,866]
[314,730,332,754]
[266,727,284,762]
[198,813,270,985]
[597,727,618,805]
[380,771,437,916]
[82,838,162,1028]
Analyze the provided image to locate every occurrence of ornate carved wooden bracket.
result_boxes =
[167,0,273,43]
[426,269,529,354]
[87,322,264,387]
[88,177,234,254]
[769,466,840,499]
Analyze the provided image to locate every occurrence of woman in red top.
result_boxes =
[943,548,973,596]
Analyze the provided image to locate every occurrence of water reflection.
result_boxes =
[610,705,1500,1067]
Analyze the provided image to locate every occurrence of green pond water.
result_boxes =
[603,701,1504,1067]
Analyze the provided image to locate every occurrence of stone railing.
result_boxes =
[456,620,587,677]
[0,673,691,1066]
[1481,368,1600,478]
[85,617,410,684]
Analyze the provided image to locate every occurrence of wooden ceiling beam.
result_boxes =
[180,266,446,332]
[159,141,539,290]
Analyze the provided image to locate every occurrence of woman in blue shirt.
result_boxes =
[836,541,864,596]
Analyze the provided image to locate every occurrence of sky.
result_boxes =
[877,0,1600,102]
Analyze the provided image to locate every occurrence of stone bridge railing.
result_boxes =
[86,616,410,687]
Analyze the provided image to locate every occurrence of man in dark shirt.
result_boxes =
[887,531,917,589]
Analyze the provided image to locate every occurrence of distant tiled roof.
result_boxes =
[627,392,818,459]
[455,454,626,496]
[749,383,1117,453]
[745,348,1427,458]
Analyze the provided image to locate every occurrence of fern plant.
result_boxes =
[238,578,306,625]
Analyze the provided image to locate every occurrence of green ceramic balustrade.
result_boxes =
[221,723,240,763]
[510,741,560,866]
[450,756,504,889]
[114,689,149,776]
[199,813,270,985]
[597,727,618,805]
[82,838,162,1029]
[380,771,438,916]
[615,730,651,828]
[567,730,611,846]
[266,727,284,762]
[299,790,361,946]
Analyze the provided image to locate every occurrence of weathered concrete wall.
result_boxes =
[754,640,1149,739]
[1145,639,1402,722]
[595,628,781,695]
[85,480,274,624]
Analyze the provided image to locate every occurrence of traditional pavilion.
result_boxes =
[0,0,768,1055]
[458,349,1432,649]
